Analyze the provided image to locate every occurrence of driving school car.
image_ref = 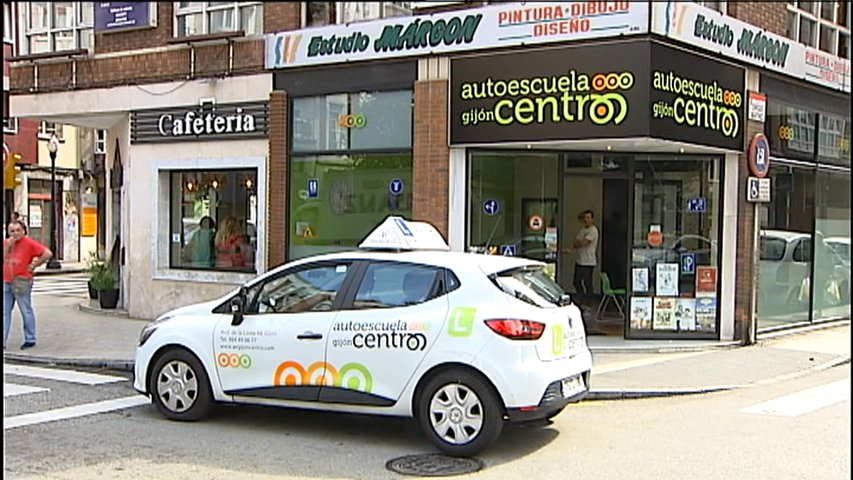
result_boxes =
[133,217,592,456]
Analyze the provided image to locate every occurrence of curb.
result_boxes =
[35,268,86,276]
[77,302,131,318]
[589,341,741,354]
[3,353,134,372]
[585,354,851,401]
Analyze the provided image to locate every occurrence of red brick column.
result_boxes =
[413,79,450,238]
[267,91,288,268]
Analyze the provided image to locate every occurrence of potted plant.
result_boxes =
[90,259,119,309]
[84,252,102,300]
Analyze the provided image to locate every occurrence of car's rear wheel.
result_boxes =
[149,348,213,421]
[417,369,504,457]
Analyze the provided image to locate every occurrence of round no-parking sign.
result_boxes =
[748,133,771,178]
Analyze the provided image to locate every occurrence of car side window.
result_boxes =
[760,237,786,261]
[352,263,439,309]
[253,263,350,314]
[793,239,812,263]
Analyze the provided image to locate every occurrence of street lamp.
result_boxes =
[46,134,61,270]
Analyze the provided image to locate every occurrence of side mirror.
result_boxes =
[230,295,245,326]
[560,294,572,307]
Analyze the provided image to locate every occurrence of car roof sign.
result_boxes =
[359,216,450,251]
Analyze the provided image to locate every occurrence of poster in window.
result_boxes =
[695,297,717,331]
[632,267,649,293]
[630,296,653,330]
[653,297,676,330]
[656,263,679,297]
[696,266,718,297]
[29,205,42,228]
[674,298,696,331]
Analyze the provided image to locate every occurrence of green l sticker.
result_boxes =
[448,307,476,337]
[552,324,565,355]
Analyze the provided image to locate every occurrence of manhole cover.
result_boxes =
[386,454,484,477]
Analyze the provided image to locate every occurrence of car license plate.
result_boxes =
[560,375,585,398]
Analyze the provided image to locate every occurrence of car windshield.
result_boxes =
[493,266,567,308]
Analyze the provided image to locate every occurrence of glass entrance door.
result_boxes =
[560,154,630,335]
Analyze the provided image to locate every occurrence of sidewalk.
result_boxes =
[3,298,849,401]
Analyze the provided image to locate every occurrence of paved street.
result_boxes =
[2,360,848,479]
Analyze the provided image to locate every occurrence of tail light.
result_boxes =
[484,319,545,340]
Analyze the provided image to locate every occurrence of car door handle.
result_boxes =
[297,332,323,340]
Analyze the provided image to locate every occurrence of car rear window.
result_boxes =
[493,266,567,308]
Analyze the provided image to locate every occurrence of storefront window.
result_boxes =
[757,164,815,327]
[289,89,413,260]
[765,100,817,161]
[289,153,413,259]
[629,156,721,336]
[468,152,560,278]
[169,169,258,272]
[292,91,412,153]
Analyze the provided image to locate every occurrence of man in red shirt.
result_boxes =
[3,220,53,349]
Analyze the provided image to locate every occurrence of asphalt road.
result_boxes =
[3,361,848,479]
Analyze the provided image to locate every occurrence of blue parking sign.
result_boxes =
[307,178,319,198]
[681,253,695,274]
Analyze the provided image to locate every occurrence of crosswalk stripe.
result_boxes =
[739,378,850,417]
[4,365,126,385]
[3,383,50,397]
[4,395,150,430]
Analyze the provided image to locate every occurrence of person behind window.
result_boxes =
[215,217,250,270]
[183,216,216,268]
[571,209,599,295]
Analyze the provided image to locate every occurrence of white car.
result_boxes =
[759,230,850,312]
[134,217,592,456]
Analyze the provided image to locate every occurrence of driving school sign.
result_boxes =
[450,40,745,150]
[266,2,647,69]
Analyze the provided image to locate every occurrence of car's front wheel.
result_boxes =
[417,369,504,457]
[149,348,213,421]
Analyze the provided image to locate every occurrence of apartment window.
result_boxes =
[305,2,335,27]
[40,122,64,140]
[25,2,93,54]
[3,94,17,133]
[339,2,411,24]
[787,1,851,57]
[3,117,17,134]
[174,2,263,37]
[4,2,14,44]
[95,129,106,154]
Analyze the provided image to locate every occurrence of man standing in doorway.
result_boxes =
[572,209,599,295]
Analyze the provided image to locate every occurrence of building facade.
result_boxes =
[8,1,850,341]
[4,1,104,263]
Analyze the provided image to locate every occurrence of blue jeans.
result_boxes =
[4,280,37,347]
